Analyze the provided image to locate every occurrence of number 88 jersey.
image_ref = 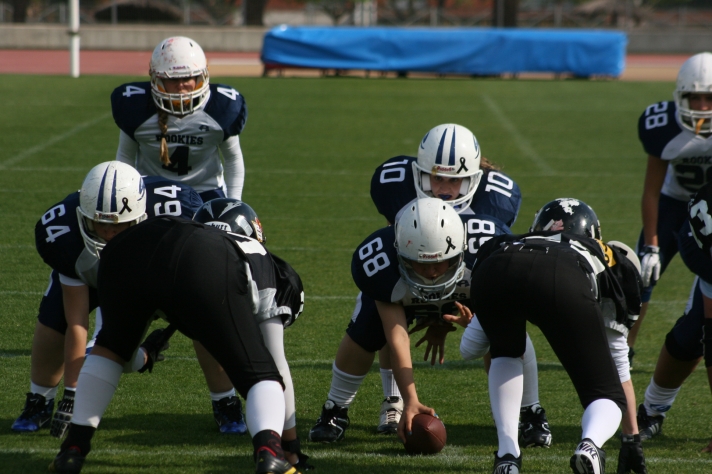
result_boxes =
[35,176,202,285]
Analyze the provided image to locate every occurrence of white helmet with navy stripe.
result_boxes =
[77,161,147,257]
[413,123,484,210]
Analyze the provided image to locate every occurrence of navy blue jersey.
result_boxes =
[461,214,511,267]
[370,155,522,226]
[638,101,681,159]
[35,177,202,283]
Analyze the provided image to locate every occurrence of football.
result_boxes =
[404,414,447,455]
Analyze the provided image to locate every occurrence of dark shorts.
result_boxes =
[37,270,99,334]
[198,188,226,203]
[665,279,705,362]
[96,217,283,398]
[471,244,626,411]
[346,293,388,353]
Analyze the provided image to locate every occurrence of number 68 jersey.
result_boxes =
[351,213,510,323]
[35,176,202,288]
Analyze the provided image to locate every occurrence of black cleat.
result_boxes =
[308,400,349,443]
[48,446,85,473]
[212,396,248,435]
[11,392,54,432]
[637,404,664,441]
[519,403,552,448]
[570,438,606,474]
[493,452,522,474]
[255,447,300,474]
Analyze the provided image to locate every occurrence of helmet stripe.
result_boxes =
[96,166,109,211]
[448,126,456,166]
[435,130,447,164]
[110,169,118,212]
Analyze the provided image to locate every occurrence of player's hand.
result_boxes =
[639,245,661,287]
[138,327,173,373]
[701,437,712,453]
[617,434,647,474]
[397,400,435,444]
[50,391,74,439]
[442,301,474,328]
[414,323,455,365]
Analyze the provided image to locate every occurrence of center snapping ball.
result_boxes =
[404,414,447,455]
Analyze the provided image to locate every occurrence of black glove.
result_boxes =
[617,434,647,474]
[50,389,75,439]
[138,327,174,373]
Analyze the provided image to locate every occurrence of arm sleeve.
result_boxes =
[115,130,139,166]
[220,134,245,200]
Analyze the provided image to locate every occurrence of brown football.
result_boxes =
[404,414,447,455]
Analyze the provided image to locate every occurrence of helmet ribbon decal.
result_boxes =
[457,157,468,173]
[448,126,456,166]
[445,236,455,254]
[119,197,132,215]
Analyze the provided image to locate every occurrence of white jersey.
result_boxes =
[638,100,712,201]
[111,82,247,195]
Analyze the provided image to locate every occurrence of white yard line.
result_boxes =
[481,94,555,175]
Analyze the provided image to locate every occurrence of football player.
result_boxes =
[48,216,300,474]
[636,182,712,453]
[628,52,712,368]
[192,198,311,471]
[11,162,247,439]
[471,200,643,474]
[530,198,647,474]
[112,36,247,203]
[310,124,551,449]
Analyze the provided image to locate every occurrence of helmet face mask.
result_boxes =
[77,161,147,258]
[530,198,601,240]
[193,198,265,243]
[150,36,210,115]
[413,123,484,211]
[394,197,466,300]
[674,52,712,134]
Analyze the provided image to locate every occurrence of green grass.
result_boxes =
[1,74,710,473]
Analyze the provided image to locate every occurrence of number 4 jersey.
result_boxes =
[111,82,247,194]
[639,100,712,201]
[35,176,202,288]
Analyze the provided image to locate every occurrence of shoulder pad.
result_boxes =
[111,82,155,140]
[144,176,204,219]
[204,84,248,140]
[34,192,84,279]
[471,170,522,227]
[351,226,401,302]
[370,156,417,224]
[460,213,511,266]
[638,101,682,158]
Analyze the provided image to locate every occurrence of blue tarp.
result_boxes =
[261,26,627,77]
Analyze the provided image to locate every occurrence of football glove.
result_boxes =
[617,434,647,474]
[50,390,74,439]
[138,327,173,373]
[639,245,661,288]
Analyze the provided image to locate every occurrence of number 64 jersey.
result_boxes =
[35,176,202,288]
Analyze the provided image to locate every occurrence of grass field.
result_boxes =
[1,74,711,473]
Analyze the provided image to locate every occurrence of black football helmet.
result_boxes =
[689,182,712,252]
[193,198,265,243]
[530,198,601,240]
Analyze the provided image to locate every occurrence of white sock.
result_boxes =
[521,334,540,408]
[73,355,123,428]
[644,378,680,417]
[489,357,523,458]
[581,399,622,448]
[327,362,366,408]
[30,382,58,401]
[129,348,147,373]
[380,369,401,399]
[210,389,236,402]
[245,380,285,437]
[259,318,296,430]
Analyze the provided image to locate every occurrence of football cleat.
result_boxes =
[254,447,300,474]
[48,446,85,473]
[308,400,350,443]
[11,392,54,432]
[51,391,75,439]
[377,396,403,434]
[519,403,552,448]
[281,438,314,471]
[570,438,606,474]
[493,452,522,474]
[212,396,248,435]
[637,404,664,441]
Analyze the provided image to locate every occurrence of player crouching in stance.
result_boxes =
[311,198,473,445]
[471,199,644,474]
[49,217,300,474]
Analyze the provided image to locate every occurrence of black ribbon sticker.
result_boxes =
[445,236,456,254]
[457,157,468,173]
[119,197,132,215]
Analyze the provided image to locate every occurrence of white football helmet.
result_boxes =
[394,197,466,300]
[149,36,210,115]
[413,124,484,210]
[77,161,147,258]
[674,52,712,134]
